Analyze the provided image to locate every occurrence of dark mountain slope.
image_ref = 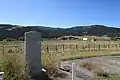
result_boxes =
[0,24,120,39]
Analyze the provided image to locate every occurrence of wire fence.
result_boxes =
[0,43,120,54]
[42,43,120,53]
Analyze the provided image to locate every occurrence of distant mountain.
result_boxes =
[0,24,120,39]
[66,25,120,36]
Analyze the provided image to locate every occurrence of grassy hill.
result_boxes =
[0,24,120,40]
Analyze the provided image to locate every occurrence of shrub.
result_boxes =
[0,53,31,80]
[42,53,58,78]
[80,62,110,78]
[80,62,98,71]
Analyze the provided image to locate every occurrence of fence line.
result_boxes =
[0,43,120,54]
[42,43,120,53]
[0,45,23,54]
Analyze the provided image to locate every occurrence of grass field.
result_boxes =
[2,40,120,53]
[42,40,120,61]
[0,40,120,59]
[0,40,120,80]
[42,40,120,45]
[0,40,120,57]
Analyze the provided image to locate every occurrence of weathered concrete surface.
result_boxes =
[24,31,42,80]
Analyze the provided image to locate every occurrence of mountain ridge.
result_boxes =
[0,24,120,39]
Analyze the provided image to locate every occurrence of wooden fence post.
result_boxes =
[88,44,90,51]
[82,44,84,49]
[108,44,110,50]
[98,44,100,51]
[75,44,78,51]
[119,44,120,50]
[72,62,76,80]
[116,44,117,50]
[46,45,49,53]
[63,44,65,52]
[55,45,58,52]
[70,45,72,51]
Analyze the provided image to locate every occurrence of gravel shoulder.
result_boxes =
[60,56,120,80]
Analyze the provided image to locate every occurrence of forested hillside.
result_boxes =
[0,24,120,40]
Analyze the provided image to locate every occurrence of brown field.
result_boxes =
[0,40,120,61]
[1,40,120,80]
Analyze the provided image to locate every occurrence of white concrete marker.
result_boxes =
[0,72,4,80]
[24,31,42,77]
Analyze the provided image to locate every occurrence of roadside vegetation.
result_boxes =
[80,62,120,80]
[0,53,31,80]
[42,53,58,78]
[80,62,110,78]
[1,40,120,80]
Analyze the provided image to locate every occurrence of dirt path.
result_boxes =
[60,56,120,79]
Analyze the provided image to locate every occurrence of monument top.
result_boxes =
[25,31,41,41]
[0,72,4,75]
[25,31,40,34]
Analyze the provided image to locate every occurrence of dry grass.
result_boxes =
[80,62,110,78]
[42,53,70,80]
[42,53,58,78]
[1,41,120,79]
[0,53,31,80]
[80,62,99,71]
[42,40,120,45]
